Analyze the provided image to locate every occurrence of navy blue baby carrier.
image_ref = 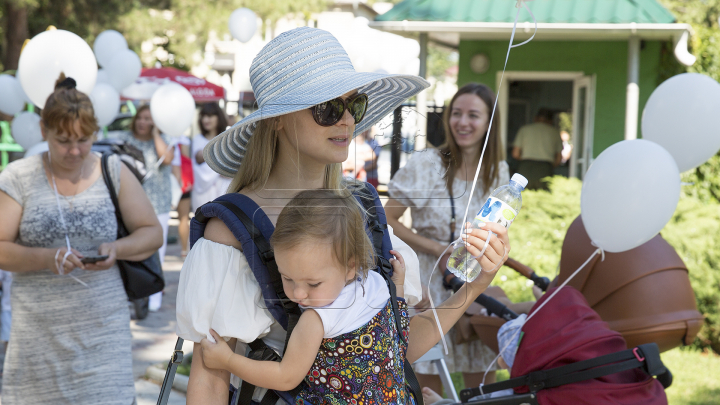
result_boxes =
[157,183,423,405]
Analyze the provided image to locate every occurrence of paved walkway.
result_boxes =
[131,220,190,404]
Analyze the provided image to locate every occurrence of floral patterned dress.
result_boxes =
[388,149,509,375]
[295,299,410,405]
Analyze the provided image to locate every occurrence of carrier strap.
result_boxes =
[156,337,185,405]
[459,343,672,403]
[355,184,423,405]
[197,200,302,357]
[198,201,304,405]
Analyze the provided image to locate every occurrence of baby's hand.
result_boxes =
[389,250,406,298]
[200,329,233,370]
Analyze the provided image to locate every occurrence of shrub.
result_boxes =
[495,175,720,353]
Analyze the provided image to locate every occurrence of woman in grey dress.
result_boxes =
[0,76,163,404]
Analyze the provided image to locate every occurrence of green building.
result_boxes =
[371,0,694,179]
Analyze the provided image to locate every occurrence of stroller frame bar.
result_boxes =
[460,343,671,403]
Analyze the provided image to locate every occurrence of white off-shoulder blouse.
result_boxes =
[176,226,422,345]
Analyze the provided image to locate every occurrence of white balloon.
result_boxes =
[18,30,97,108]
[105,49,142,92]
[581,139,680,253]
[0,75,25,115]
[24,141,49,158]
[93,30,128,68]
[90,83,121,127]
[229,8,257,43]
[642,73,720,172]
[11,112,43,150]
[96,69,111,85]
[14,70,32,104]
[150,82,195,137]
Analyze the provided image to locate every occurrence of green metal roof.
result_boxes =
[375,0,676,24]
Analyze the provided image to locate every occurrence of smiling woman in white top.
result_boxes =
[386,83,510,393]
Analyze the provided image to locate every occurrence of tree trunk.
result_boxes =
[3,1,29,71]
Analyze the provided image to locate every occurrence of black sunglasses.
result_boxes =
[310,93,369,127]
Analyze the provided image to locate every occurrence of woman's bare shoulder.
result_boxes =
[204,217,243,250]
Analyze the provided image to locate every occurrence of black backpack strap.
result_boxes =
[157,337,184,405]
[459,343,671,403]
[197,200,304,405]
[195,200,302,356]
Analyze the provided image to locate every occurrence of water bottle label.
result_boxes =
[475,197,518,228]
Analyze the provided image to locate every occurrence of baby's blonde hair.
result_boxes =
[271,189,375,276]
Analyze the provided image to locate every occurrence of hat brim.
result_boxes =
[204,71,429,177]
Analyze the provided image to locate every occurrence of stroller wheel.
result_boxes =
[131,297,150,320]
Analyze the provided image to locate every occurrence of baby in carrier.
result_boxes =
[200,189,426,404]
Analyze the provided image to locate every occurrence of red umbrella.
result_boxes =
[121,67,225,102]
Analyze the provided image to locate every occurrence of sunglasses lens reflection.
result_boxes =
[313,94,368,126]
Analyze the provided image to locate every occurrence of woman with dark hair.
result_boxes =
[190,102,231,210]
[386,83,510,392]
[114,104,174,311]
[0,75,162,404]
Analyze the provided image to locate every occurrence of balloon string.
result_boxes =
[457,0,537,233]
[422,0,536,357]
[142,141,173,183]
[478,247,602,394]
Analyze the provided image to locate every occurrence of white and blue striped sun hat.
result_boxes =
[204,26,430,177]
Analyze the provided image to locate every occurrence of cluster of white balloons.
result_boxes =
[581,73,720,254]
[92,30,142,126]
[94,31,142,93]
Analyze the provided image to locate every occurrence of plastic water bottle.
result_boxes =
[446,173,528,282]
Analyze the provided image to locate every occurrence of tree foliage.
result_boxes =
[0,0,155,70]
[116,0,329,70]
[0,0,328,71]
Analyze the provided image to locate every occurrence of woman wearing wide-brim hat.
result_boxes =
[175,27,511,404]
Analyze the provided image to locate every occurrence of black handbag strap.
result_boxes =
[157,337,185,405]
[459,343,671,403]
[448,184,456,244]
[100,153,125,238]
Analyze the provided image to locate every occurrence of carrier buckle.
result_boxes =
[171,350,184,364]
[633,347,645,362]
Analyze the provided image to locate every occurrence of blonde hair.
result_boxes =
[228,118,344,193]
[270,189,376,277]
[42,73,99,137]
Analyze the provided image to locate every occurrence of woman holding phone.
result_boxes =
[0,75,162,404]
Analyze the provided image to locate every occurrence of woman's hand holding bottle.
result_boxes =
[463,221,510,296]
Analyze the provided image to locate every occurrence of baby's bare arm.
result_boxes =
[216,310,324,391]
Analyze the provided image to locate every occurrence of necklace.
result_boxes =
[46,154,87,211]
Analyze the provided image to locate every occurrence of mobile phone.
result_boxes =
[81,255,109,264]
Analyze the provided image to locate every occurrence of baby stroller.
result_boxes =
[459,215,703,355]
[459,287,672,405]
